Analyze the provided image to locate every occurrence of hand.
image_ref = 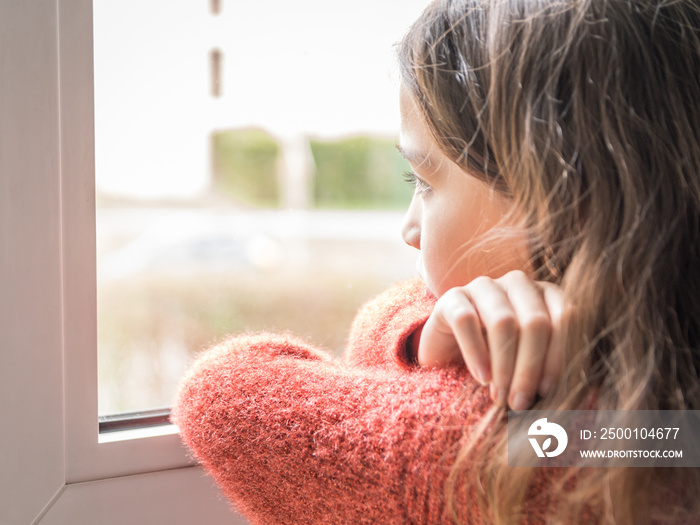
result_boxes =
[417,270,569,410]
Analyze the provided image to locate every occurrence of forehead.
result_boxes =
[398,86,439,168]
[399,85,423,128]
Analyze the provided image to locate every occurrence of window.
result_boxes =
[93,0,422,418]
[1,1,429,523]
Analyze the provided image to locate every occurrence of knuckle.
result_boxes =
[521,313,551,335]
[489,312,518,334]
[451,306,479,327]
[468,275,493,289]
[561,303,577,324]
[502,269,528,283]
[437,288,479,328]
[551,302,576,331]
[441,287,464,302]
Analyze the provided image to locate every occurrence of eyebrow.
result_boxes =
[395,144,430,166]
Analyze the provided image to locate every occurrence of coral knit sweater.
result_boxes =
[172,280,554,524]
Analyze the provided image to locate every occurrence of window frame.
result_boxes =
[60,0,189,484]
[1,1,242,523]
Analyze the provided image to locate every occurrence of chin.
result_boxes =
[421,277,439,299]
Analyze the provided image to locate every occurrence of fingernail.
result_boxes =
[475,366,490,386]
[511,392,533,411]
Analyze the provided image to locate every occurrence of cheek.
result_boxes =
[421,198,515,294]
[419,209,467,293]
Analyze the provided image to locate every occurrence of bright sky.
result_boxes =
[95,0,431,136]
[93,0,431,196]
[216,0,431,136]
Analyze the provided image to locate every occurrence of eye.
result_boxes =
[403,171,431,194]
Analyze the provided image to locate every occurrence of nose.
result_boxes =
[401,197,421,250]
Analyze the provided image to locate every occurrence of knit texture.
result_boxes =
[172,280,549,524]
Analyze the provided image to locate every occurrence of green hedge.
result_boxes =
[212,129,281,208]
[212,129,413,210]
[310,136,413,210]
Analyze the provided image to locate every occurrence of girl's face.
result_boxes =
[398,87,528,296]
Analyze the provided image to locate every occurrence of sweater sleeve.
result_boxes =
[172,331,492,525]
[344,279,436,369]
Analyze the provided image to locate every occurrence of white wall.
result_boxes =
[0,1,65,522]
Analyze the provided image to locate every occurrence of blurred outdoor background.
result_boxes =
[95,0,430,416]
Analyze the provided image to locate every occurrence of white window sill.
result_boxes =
[99,423,180,444]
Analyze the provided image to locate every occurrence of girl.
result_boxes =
[173,0,700,523]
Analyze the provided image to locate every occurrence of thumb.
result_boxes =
[416,288,491,385]
[417,310,464,367]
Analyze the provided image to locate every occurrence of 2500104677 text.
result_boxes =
[594,427,680,440]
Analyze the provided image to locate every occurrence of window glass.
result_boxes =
[94,0,427,416]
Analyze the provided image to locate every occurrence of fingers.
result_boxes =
[537,282,567,397]
[417,288,491,384]
[460,276,521,406]
[460,272,552,409]
[418,271,570,411]
[496,271,552,410]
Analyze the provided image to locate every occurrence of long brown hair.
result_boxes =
[399,0,700,522]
